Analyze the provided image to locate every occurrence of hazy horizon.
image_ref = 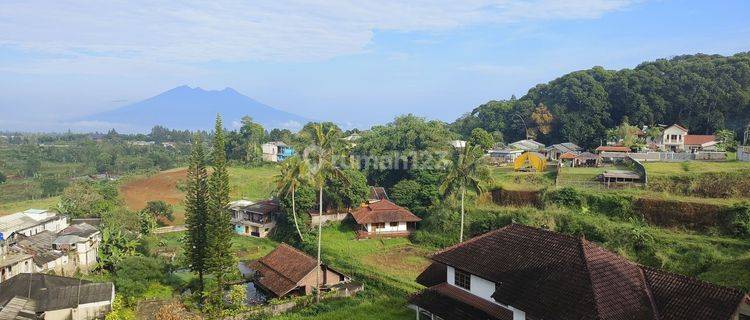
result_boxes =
[2,0,749,132]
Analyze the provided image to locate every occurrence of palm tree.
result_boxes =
[305,124,347,303]
[274,156,308,241]
[440,144,492,243]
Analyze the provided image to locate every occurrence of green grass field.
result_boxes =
[489,166,555,191]
[643,160,750,176]
[0,196,59,216]
[229,165,279,200]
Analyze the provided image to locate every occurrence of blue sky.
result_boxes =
[1,0,749,132]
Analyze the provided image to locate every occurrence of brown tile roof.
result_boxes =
[350,200,421,225]
[684,135,716,145]
[642,266,747,320]
[425,224,746,320]
[415,262,446,287]
[248,243,317,297]
[595,145,631,152]
[408,283,514,320]
[369,186,389,202]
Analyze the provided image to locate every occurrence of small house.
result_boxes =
[230,200,279,238]
[0,209,69,242]
[249,244,351,298]
[685,135,718,152]
[53,223,101,272]
[350,200,421,239]
[546,143,581,160]
[594,145,631,154]
[0,241,32,283]
[600,170,641,188]
[509,139,545,152]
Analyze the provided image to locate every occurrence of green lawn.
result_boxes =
[0,196,59,216]
[643,161,750,176]
[229,165,279,200]
[489,166,555,191]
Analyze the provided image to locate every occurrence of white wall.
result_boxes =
[446,266,526,320]
[367,222,406,233]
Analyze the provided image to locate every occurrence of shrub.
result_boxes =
[114,256,167,300]
[585,193,634,220]
[544,187,584,208]
[718,202,750,238]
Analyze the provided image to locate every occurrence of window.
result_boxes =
[390,222,398,227]
[454,269,471,290]
[374,223,386,229]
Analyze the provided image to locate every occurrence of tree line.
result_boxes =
[451,52,750,149]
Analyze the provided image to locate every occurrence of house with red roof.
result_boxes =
[662,124,718,152]
[350,200,421,239]
[409,224,750,320]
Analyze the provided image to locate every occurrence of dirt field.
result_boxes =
[120,168,187,223]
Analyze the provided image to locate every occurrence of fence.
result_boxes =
[739,146,750,162]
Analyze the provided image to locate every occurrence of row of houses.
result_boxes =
[0,210,113,320]
[0,210,100,283]
[229,187,421,240]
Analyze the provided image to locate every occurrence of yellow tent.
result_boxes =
[513,152,547,172]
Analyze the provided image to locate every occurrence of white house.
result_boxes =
[661,124,718,152]
[408,224,750,320]
[0,209,69,242]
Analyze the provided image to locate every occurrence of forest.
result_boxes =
[451,52,750,148]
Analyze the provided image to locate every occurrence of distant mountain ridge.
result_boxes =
[83,86,310,131]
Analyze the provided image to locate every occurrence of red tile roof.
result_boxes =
[350,200,421,224]
[408,283,514,320]
[684,135,716,145]
[248,243,317,297]
[595,145,631,152]
[369,186,389,201]
[559,152,577,160]
[423,224,747,320]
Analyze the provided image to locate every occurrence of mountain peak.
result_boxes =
[83,86,309,132]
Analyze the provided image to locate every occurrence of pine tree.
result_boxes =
[184,134,210,301]
[206,115,234,307]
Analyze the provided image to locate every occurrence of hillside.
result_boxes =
[83,86,311,131]
[452,52,750,148]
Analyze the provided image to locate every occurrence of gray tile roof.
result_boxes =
[0,273,113,312]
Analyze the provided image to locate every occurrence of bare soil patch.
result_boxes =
[120,168,187,219]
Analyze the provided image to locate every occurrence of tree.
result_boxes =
[142,200,175,225]
[275,156,309,241]
[114,256,166,299]
[305,124,348,303]
[58,181,116,218]
[716,129,738,152]
[40,177,68,197]
[440,145,492,243]
[97,226,140,271]
[206,115,234,307]
[468,128,494,150]
[530,103,554,136]
[183,134,210,301]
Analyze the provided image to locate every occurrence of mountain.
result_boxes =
[451,52,750,149]
[83,86,311,131]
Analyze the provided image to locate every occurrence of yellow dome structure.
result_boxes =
[513,151,547,172]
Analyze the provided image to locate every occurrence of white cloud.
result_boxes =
[0,0,639,64]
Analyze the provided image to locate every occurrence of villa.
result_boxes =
[408,224,750,320]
